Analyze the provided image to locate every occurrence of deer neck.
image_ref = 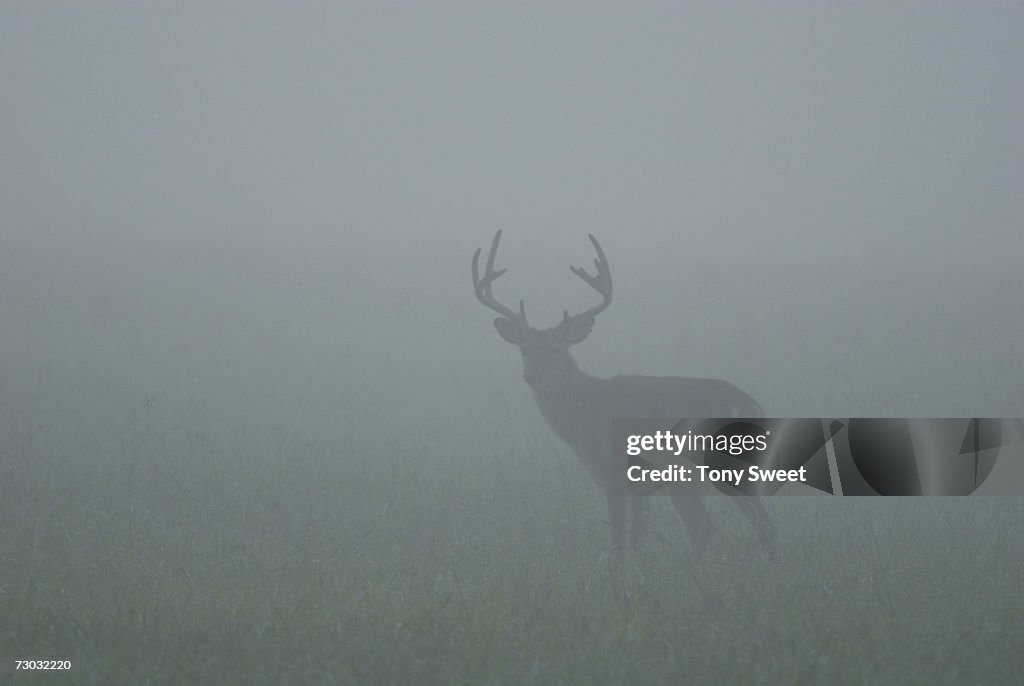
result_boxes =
[529,355,601,442]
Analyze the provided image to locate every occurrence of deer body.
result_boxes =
[474,230,777,558]
[531,370,760,488]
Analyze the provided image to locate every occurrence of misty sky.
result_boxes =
[1,2,1022,431]
[2,2,1021,265]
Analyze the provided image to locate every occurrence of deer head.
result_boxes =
[472,230,612,390]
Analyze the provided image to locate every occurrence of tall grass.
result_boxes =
[3,390,1022,684]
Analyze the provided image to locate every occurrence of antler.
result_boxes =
[562,233,613,324]
[472,229,527,323]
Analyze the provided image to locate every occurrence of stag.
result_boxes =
[472,230,777,558]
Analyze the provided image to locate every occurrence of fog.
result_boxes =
[2,3,1022,683]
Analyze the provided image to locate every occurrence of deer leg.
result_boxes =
[732,497,778,559]
[606,491,627,556]
[628,496,650,551]
[669,495,712,557]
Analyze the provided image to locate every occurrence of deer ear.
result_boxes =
[493,317,525,344]
[560,316,594,345]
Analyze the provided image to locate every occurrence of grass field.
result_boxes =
[3,387,1023,685]
[2,242,1022,683]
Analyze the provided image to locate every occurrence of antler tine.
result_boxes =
[564,233,613,322]
[472,230,526,322]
